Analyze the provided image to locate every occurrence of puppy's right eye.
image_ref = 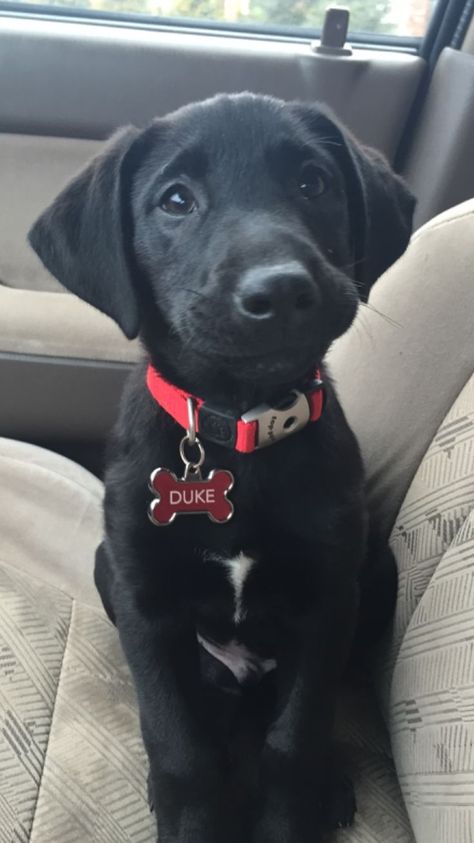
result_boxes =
[297,163,327,201]
[159,184,196,216]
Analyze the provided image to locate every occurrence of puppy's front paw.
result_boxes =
[253,794,324,843]
[321,773,356,831]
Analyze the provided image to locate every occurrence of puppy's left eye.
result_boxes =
[298,164,327,200]
[160,184,196,216]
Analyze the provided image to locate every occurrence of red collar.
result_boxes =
[146,365,324,454]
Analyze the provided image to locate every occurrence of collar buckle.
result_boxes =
[146,364,323,454]
[241,390,311,449]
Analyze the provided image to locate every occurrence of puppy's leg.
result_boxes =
[353,533,398,655]
[320,765,357,831]
[116,596,242,843]
[254,577,359,843]
[94,542,116,625]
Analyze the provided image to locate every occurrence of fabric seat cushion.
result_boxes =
[388,375,474,843]
[329,198,474,542]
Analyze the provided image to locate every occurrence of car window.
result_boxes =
[1,0,438,39]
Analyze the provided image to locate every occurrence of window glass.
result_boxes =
[2,0,437,37]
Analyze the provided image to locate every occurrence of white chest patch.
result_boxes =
[198,552,276,684]
[222,552,255,623]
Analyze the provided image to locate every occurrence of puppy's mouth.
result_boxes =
[187,337,321,387]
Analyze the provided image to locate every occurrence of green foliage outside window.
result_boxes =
[10,0,395,34]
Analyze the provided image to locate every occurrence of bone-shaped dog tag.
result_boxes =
[148,467,234,526]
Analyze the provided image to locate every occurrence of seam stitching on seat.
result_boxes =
[388,370,474,540]
[412,208,474,241]
[28,598,75,843]
[392,509,471,671]
[0,557,103,615]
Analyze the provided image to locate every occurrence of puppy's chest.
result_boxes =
[195,550,315,686]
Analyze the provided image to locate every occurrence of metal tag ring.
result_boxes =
[187,397,197,445]
[179,434,205,471]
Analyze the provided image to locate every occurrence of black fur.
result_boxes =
[29,93,414,843]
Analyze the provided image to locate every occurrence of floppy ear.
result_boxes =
[345,141,416,297]
[289,104,416,299]
[28,126,142,339]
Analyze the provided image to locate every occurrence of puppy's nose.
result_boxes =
[235,263,316,322]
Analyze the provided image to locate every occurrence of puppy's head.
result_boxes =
[29,94,414,397]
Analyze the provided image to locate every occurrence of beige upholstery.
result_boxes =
[389,375,474,841]
[1,199,473,841]
[329,198,474,540]
[0,440,154,843]
[0,286,138,364]
[0,134,101,294]
[0,287,138,442]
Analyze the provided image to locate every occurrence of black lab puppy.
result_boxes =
[29,94,414,843]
